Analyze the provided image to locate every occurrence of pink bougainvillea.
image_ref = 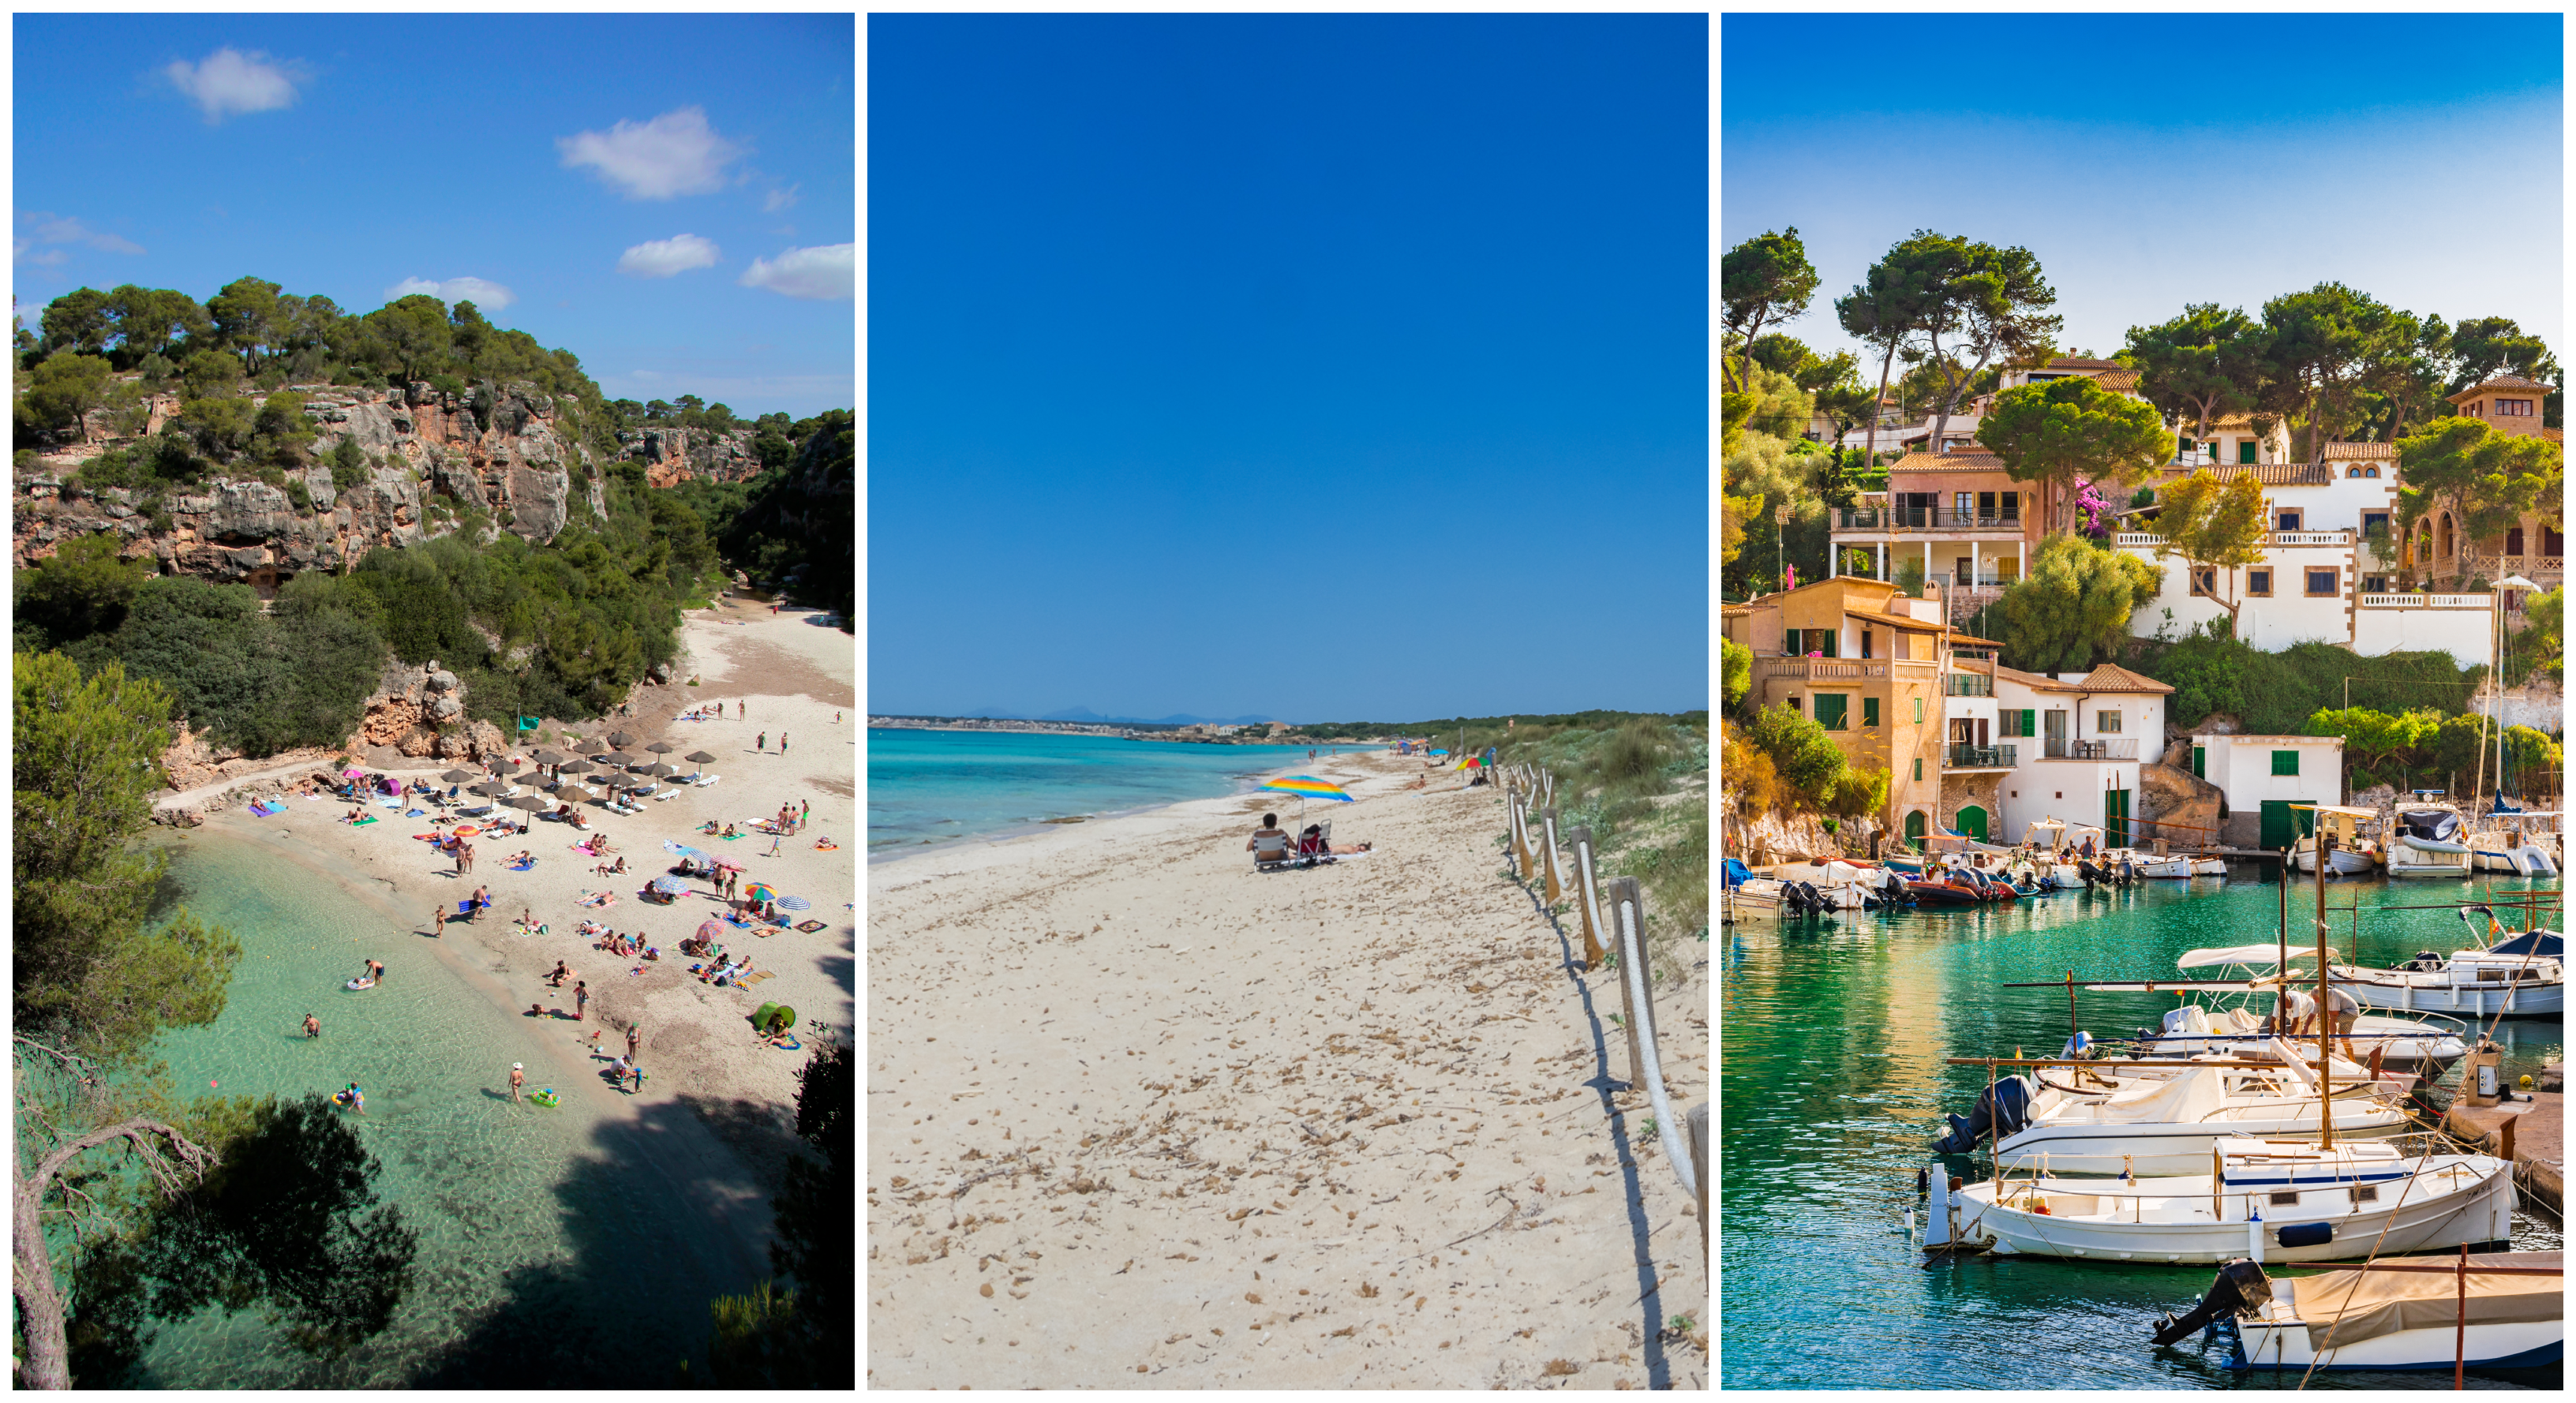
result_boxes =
[2072,478,2114,541]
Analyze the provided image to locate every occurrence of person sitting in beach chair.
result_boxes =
[1248,814,1293,870]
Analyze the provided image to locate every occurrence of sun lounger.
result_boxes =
[652,789,677,801]
[695,774,721,788]
[459,803,496,817]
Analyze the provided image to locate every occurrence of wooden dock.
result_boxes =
[2444,1067,2563,1219]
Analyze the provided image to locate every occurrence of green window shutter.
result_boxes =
[2022,709,2037,737]
[2271,749,2300,776]
[2239,441,2257,465]
[1821,629,1838,659]
[1863,697,1881,728]
[1912,757,1923,782]
[1783,628,1799,655]
[1913,696,1924,724]
[1815,694,1849,730]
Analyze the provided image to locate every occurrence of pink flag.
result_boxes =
[1784,564,1797,591]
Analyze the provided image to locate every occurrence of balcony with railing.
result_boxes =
[1943,672,1994,698]
[1753,658,1888,682]
[1945,743,2016,769]
[2115,529,2353,549]
[2357,593,2495,610]
[2039,738,2140,761]
[1833,505,2027,535]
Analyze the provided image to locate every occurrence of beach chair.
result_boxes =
[652,788,677,802]
[1252,831,1293,871]
[695,774,721,788]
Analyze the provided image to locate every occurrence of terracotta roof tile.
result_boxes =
[2325,442,2398,459]
[1990,664,2085,694]
[2073,661,2175,694]
[2047,357,2124,369]
[2092,368,2141,392]
[2162,461,2333,486]
[1887,447,2004,472]
[2447,374,2555,403]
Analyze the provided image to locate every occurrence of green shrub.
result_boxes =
[284,477,313,513]
[328,436,368,491]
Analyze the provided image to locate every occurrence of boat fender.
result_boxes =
[2246,1207,2262,1264]
[2273,1222,2333,1250]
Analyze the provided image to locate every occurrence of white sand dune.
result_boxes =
[867,749,1708,1388]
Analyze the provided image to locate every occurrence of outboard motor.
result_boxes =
[2151,1259,2275,1347]
[1797,881,1826,913]
[1933,1075,2035,1154]
[2076,859,2105,887]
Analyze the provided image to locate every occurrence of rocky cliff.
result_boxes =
[13,379,609,591]
[620,424,763,487]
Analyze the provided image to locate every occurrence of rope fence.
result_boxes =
[1498,759,1707,1263]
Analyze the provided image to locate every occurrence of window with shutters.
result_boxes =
[1863,696,1880,728]
[2238,440,2257,464]
[2271,750,2300,776]
[1814,694,1849,730]
[2306,568,2338,597]
[1913,696,1924,724]
[2247,569,2271,597]
[1912,757,1923,782]
[2275,508,2301,532]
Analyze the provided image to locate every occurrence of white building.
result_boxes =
[2115,451,2497,671]
[2192,732,2347,850]
[1986,663,2174,847]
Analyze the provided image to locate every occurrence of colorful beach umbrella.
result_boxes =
[342,765,367,777]
[745,882,780,903]
[1260,776,1354,802]
[696,918,728,944]
[1455,755,1482,770]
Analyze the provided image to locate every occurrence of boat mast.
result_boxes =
[2315,819,2333,1153]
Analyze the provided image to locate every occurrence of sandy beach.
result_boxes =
[866,749,1709,1389]
[183,595,856,1188]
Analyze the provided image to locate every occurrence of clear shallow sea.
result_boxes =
[103,824,771,1386]
[866,727,1378,853]
[1722,870,2562,1390]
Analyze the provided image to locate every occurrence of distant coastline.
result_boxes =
[868,715,1388,745]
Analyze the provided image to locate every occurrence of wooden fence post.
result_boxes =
[1608,876,1649,1094]
[1541,806,1564,904]
[1687,1102,1709,1263]
[1569,825,1608,967]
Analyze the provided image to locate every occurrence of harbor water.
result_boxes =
[1720,870,2563,1390]
[867,727,1376,852]
[100,823,772,1386]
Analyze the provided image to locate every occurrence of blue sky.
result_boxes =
[1724,13,2562,369]
[869,13,1708,723]
[13,14,853,417]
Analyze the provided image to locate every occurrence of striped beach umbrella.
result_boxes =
[1259,773,1353,827]
[745,882,780,904]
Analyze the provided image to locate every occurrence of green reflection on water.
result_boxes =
[1721,873,2562,1390]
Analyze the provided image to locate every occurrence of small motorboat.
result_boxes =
[2386,797,2472,879]
[2098,947,2471,1073]
[2469,810,2561,877]
[1906,878,1983,907]
[1932,1137,2515,1264]
[2154,1251,2561,1372]
[2338,920,2563,1020]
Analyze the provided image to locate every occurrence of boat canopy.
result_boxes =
[2397,810,2462,843]
[2307,804,2377,818]
[2286,1251,2562,1349]
[2484,930,2564,958]
[2177,944,2336,970]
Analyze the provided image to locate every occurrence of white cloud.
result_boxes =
[556,107,743,200]
[739,244,854,301]
[763,183,800,214]
[617,234,722,279]
[163,47,301,123]
[13,211,146,264]
[386,276,517,310]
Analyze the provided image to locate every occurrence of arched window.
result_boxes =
[2440,514,2454,557]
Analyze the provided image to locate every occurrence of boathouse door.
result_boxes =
[2103,789,2130,848]
[2257,799,2315,851]
[1956,806,1989,841]
[1904,810,1927,848]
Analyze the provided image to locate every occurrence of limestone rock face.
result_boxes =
[2138,761,2223,847]
[345,660,514,762]
[621,425,763,487]
[14,379,609,592]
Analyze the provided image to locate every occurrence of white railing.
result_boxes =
[2268,531,2353,547]
[2358,593,2493,609]
[2113,532,2162,548]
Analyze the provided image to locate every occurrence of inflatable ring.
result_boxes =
[530,1090,560,1107]
[346,978,376,990]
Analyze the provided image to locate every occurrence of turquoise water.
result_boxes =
[108,824,773,1386]
[1721,870,2563,1390]
[866,727,1378,851]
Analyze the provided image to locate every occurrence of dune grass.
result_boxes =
[1486,714,1709,989]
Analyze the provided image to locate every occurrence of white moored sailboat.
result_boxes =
[2154,1251,2563,1373]
[1931,1137,2514,1264]
[1958,1051,2413,1177]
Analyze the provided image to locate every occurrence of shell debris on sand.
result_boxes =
[867,748,1707,1389]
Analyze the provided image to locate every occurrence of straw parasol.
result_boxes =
[607,730,637,748]
[529,748,568,765]
[558,758,593,775]
[469,781,508,798]
[646,740,677,754]
[509,794,549,813]
[643,762,678,779]
[441,769,478,784]
[574,738,608,754]
[684,750,718,765]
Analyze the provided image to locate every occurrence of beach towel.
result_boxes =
[507,860,536,872]
[794,919,827,933]
[349,816,379,827]
[814,841,839,851]
[738,970,776,986]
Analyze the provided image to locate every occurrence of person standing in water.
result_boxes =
[509,1063,526,1102]
[434,905,447,938]
[303,1013,320,1039]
